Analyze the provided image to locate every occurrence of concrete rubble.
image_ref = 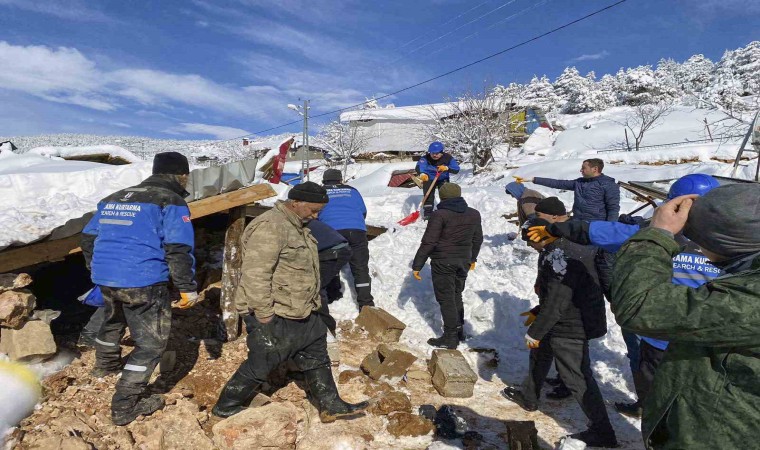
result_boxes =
[212,402,301,450]
[355,306,406,342]
[0,319,57,362]
[360,343,417,380]
[428,349,478,398]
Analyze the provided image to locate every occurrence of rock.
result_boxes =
[428,349,478,398]
[0,273,32,293]
[368,391,412,415]
[0,289,36,329]
[29,435,93,450]
[338,369,364,384]
[503,420,540,450]
[249,393,272,408]
[406,369,432,383]
[355,307,406,342]
[360,343,417,380]
[131,399,214,450]
[386,412,434,437]
[0,320,57,362]
[212,402,299,450]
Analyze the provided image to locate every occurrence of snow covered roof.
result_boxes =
[340,98,531,122]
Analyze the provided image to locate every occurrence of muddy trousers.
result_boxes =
[94,284,171,412]
[431,260,469,332]
[633,340,666,403]
[325,229,374,307]
[317,245,352,333]
[421,179,446,218]
[522,336,614,434]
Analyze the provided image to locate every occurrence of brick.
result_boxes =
[428,349,477,398]
[361,344,417,380]
[355,307,406,343]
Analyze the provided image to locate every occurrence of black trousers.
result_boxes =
[522,335,614,433]
[422,179,446,216]
[234,313,331,385]
[633,340,666,403]
[431,259,469,331]
[317,245,352,333]
[326,229,374,307]
[95,284,171,408]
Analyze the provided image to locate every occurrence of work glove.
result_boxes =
[525,334,540,349]
[512,175,531,184]
[527,226,554,242]
[419,173,429,182]
[176,292,200,309]
[520,311,537,326]
[437,165,449,172]
[469,262,476,271]
[413,271,422,281]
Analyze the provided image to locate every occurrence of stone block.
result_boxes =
[428,349,478,398]
[360,343,417,380]
[0,273,32,293]
[503,420,539,450]
[0,320,57,363]
[355,307,406,342]
[212,402,298,450]
[0,289,36,329]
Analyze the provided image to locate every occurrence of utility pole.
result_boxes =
[302,99,310,181]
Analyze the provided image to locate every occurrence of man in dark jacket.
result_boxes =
[415,141,460,220]
[81,152,199,426]
[514,158,620,221]
[306,219,351,334]
[611,185,760,449]
[502,217,617,448]
[412,183,483,349]
[318,169,374,309]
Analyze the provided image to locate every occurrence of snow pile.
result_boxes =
[26,145,142,163]
[522,127,555,155]
[0,360,41,437]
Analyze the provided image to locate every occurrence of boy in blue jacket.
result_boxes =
[415,141,460,220]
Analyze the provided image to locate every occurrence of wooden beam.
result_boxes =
[0,184,277,274]
[220,206,246,341]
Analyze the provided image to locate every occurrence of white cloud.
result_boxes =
[679,0,760,14]
[0,0,113,22]
[568,51,610,63]
[165,123,251,139]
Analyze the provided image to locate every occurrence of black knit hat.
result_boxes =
[521,217,552,242]
[535,197,566,216]
[288,181,329,204]
[153,152,190,175]
[323,169,343,184]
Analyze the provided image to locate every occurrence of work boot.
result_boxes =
[112,394,165,426]
[456,326,465,343]
[500,386,538,412]
[545,376,563,387]
[614,400,642,418]
[568,428,619,448]
[546,383,572,400]
[427,328,459,349]
[212,371,262,418]
[91,366,122,378]
[305,367,369,423]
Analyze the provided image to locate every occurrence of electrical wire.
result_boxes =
[393,0,491,52]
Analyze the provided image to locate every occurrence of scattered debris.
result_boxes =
[360,343,417,380]
[355,306,406,343]
[428,349,478,398]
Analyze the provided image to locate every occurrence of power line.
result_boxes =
[393,0,492,52]
[191,0,628,148]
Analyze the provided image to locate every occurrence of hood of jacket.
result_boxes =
[437,197,468,213]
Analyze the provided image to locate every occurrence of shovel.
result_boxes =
[398,172,441,225]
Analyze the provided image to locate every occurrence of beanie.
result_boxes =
[153,152,190,175]
[521,217,552,242]
[439,183,461,200]
[288,181,329,204]
[535,197,566,216]
[322,169,342,184]
[683,184,760,259]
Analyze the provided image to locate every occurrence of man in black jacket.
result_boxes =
[502,217,617,448]
[412,183,483,349]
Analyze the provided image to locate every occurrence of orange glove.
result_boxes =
[525,334,540,349]
[469,262,476,271]
[520,311,536,326]
[527,226,552,242]
[513,175,532,184]
[419,173,429,182]
[176,292,200,309]
[413,271,422,281]
[437,165,449,172]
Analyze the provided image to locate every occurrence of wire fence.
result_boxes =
[594,134,746,154]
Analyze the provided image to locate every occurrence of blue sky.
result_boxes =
[0,0,758,140]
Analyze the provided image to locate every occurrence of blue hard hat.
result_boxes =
[428,141,444,154]
[667,174,720,199]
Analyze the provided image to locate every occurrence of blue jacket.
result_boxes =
[533,174,620,221]
[306,219,347,252]
[318,183,367,231]
[415,153,460,182]
[81,175,196,291]
[586,220,722,350]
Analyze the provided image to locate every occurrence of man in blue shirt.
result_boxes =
[319,169,374,309]
[415,141,460,220]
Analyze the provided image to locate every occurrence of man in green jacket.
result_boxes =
[611,184,760,449]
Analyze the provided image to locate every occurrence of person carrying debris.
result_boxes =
[504,181,544,226]
[503,217,617,448]
[514,158,620,222]
[212,182,368,422]
[81,152,199,426]
[318,169,374,309]
[526,174,722,420]
[412,183,483,349]
[604,184,760,449]
[415,141,460,220]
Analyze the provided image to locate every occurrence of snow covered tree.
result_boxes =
[614,102,674,151]
[678,54,714,95]
[708,50,746,116]
[597,73,621,108]
[522,76,562,112]
[317,117,372,177]
[360,97,395,110]
[619,65,675,106]
[732,41,760,96]
[492,82,526,101]
[554,67,597,113]
[654,58,682,99]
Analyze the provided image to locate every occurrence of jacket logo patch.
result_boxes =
[182,215,191,223]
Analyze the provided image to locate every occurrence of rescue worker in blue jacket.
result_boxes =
[318,169,374,309]
[81,152,199,426]
[415,141,460,220]
[526,173,722,419]
[306,219,351,334]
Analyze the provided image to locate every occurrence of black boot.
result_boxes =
[212,371,262,418]
[614,400,642,418]
[427,328,459,349]
[305,367,369,423]
[546,383,572,400]
[112,383,165,426]
[568,428,619,448]
[500,386,538,412]
[456,326,465,343]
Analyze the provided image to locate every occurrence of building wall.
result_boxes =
[350,119,435,154]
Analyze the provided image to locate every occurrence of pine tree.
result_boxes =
[708,50,745,114]
[522,76,562,112]
[732,40,760,95]
[654,58,682,100]
[618,65,673,105]
[678,54,714,95]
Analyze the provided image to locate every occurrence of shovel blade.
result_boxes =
[398,210,420,226]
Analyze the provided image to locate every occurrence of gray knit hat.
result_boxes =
[683,184,760,258]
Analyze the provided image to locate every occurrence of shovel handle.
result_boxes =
[419,172,441,211]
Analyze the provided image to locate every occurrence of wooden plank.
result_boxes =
[0,184,277,274]
[220,206,246,341]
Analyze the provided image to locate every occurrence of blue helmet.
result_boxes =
[428,141,444,154]
[667,174,720,199]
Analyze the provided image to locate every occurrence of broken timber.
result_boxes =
[220,206,246,341]
[0,183,277,274]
